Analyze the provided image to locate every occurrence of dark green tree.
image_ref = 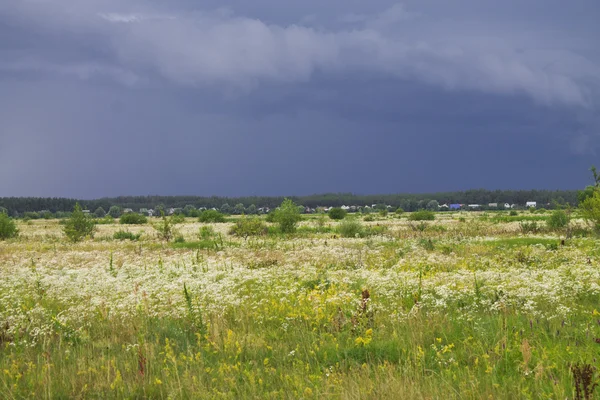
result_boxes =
[108,206,121,218]
[64,203,96,242]
[0,211,18,240]
[328,207,347,220]
[273,198,302,233]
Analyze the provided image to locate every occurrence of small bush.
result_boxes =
[363,215,375,222]
[113,230,141,241]
[536,208,547,214]
[328,207,347,220]
[395,208,404,215]
[174,235,186,243]
[520,221,541,234]
[153,215,178,242]
[0,212,18,240]
[198,210,226,223]
[409,210,435,221]
[64,203,96,242]
[120,213,148,225]
[510,210,518,216]
[171,214,186,224]
[95,216,115,225]
[229,216,268,239]
[337,218,364,238]
[198,226,216,240]
[547,210,570,230]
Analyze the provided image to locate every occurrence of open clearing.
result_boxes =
[0,212,598,399]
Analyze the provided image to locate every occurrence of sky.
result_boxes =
[1,0,599,198]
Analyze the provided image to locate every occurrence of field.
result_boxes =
[1,211,599,399]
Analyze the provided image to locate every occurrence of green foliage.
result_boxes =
[94,207,106,218]
[113,230,142,241]
[363,215,375,222]
[198,210,226,223]
[170,213,186,224]
[95,216,115,225]
[0,211,18,240]
[519,221,541,234]
[395,208,404,215]
[233,203,246,215]
[378,209,389,217]
[108,206,121,218]
[408,210,435,221]
[547,210,570,230]
[198,226,216,240]
[328,207,347,220]
[153,215,178,242]
[229,216,267,239]
[337,218,364,238]
[579,189,600,232]
[119,213,148,225]
[273,198,302,234]
[509,210,518,216]
[63,203,96,242]
[426,200,439,211]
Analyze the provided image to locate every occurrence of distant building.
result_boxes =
[468,204,481,209]
[488,203,498,208]
[449,204,462,210]
[526,201,537,208]
[504,203,511,209]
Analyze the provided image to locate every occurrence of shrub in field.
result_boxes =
[337,218,364,238]
[579,190,600,233]
[229,216,267,239]
[273,198,302,234]
[63,203,96,242]
[95,216,115,225]
[198,210,226,223]
[363,215,375,222]
[328,207,347,220]
[395,208,404,215]
[510,210,518,216]
[94,207,106,218]
[199,226,216,240]
[0,211,18,240]
[378,209,389,217]
[520,221,541,234]
[547,210,570,230]
[113,230,141,241]
[170,213,186,224]
[153,215,178,242]
[120,213,148,225]
[409,210,435,221]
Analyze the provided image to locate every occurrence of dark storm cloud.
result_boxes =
[0,1,599,197]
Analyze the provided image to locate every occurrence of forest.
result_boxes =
[0,189,580,215]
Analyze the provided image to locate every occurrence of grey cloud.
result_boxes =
[2,2,598,108]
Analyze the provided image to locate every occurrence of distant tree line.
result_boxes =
[0,189,579,217]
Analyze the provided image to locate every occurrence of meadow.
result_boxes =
[1,210,599,399]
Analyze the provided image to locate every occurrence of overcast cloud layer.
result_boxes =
[1,0,599,198]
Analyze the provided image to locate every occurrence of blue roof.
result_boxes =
[449,204,461,209]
